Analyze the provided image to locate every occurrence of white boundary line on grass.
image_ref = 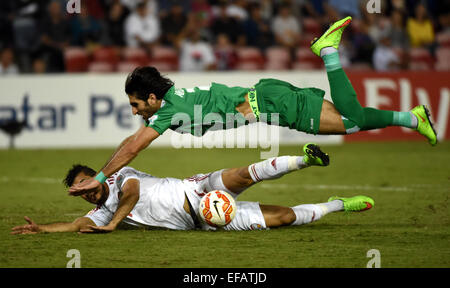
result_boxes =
[1,176,446,192]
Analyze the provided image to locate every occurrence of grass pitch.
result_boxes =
[0,142,449,268]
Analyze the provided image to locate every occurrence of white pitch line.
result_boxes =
[259,183,446,192]
[0,176,61,184]
[1,176,447,193]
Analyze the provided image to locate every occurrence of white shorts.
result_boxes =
[182,170,267,231]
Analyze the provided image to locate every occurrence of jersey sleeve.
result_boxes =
[84,206,113,227]
[116,167,140,190]
[145,105,174,135]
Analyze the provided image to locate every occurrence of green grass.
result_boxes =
[0,142,449,268]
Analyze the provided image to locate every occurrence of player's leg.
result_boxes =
[312,17,437,145]
[219,144,329,195]
[262,195,374,228]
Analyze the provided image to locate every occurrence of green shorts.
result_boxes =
[253,78,325,134]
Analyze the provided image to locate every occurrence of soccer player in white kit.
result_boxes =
[11,144,374,234]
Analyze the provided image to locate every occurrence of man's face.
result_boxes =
[73,172,105,205]
[128,93,160,121]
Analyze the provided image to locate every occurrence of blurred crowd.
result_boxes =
[0,0,449,74]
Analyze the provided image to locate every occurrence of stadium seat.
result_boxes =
[303,18,321,37]
[436,32,450,47]
[117,61,140,73]
[295,47,322,69]
[409,47,434,70]
[88,62,114,73]
[265,46,291,70]
[92,47,120,67]
[435,47,450,71]
[292,62,319,70]
[122,47,150,66]
[146,61,177,72]
[64,47,90,72]
[299,33,317,47]
[236,47,265,70]
[149,45,179,70]
[347,62,373,71]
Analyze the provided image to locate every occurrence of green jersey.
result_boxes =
[145,79,326,136]
[145,83,248,136]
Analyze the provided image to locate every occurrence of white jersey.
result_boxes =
[84,167,267,231]
[85,167,193,230]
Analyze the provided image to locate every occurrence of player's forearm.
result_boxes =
[37,222,79,233]
[101,141,141,177]
[101,135,134,171]
[108,192,139,228]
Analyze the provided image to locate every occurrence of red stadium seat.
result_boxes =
[303,18,321,37]
[117,61,140,73]
[292,62,319,70]
[236,47,265,70]
[146,61,177,72]
[122,47,149,66]
[88,62,114,73]
[299,33,317,47]
[64,47,90,72]
[295,47,322,69]
[409,47,434,70]
[92,47,120,67]
[265,46,291,70]
[149,46,178,70]
[435,47,450,71]
[436,32,450,47]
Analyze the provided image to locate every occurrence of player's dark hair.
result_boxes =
[63,164,96,188]
[125,66,174,101]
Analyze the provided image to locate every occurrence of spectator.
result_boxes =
[242,3,274,49]
[160,3,188,47]
[226,0,249,21]
[214,33,237,70]
[373,34,402,71]
[351,19,376,66]
[103,1,129,47]
[211,2,245,45]
[272,3,301,51]
[389,9,409,50]
[38,0,71,72]
[70,5,103,48]
[121,0,158,17]
[191,0,214,27]
[326,0,361,19]
[406,3,435,48]
[124,1,160,51]
[32,57,46,74]
[366,13,391,44]
[0,47,19,75]
[10,0,45,73]
[177,23,216,72]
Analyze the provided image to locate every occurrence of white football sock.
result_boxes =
[320,47,338,57]
[248,156,306,182]
[290,200,343,226]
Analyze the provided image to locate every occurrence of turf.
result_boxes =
[0,142,449,268]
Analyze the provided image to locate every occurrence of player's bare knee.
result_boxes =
[280,208,296,225]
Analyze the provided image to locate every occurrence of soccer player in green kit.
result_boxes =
[69,16,437,196]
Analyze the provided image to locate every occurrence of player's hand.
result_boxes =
[11,216,40,235]
[79,224,116,234]
[68,178,101,196]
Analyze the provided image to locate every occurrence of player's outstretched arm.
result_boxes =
[68,125,159,196]
[11,216,96,234]
[81,179,140,233]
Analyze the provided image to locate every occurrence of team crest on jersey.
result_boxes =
[148,115,158,126]
[116,174,124,188]
[174,88,185,97]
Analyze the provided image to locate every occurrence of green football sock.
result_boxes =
[322,51,341,72]
[326,68,397,132]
